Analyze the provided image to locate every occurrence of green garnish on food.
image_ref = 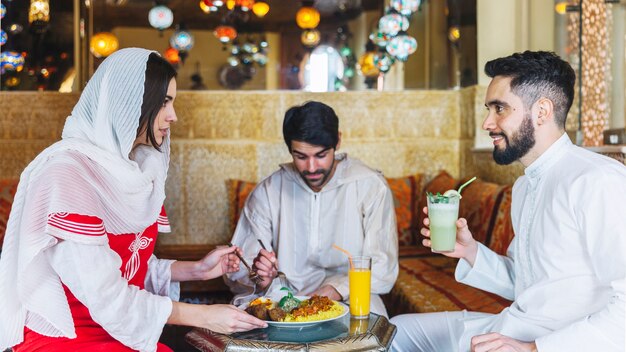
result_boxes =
[278,287,301,312]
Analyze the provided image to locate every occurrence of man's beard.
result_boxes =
[300,159,334,190]
[492,115,536,165]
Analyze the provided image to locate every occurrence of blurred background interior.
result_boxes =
[1,3,625,349]
[1,0,625,145]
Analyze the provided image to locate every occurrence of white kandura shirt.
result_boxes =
[455,133,626,352]
[225,154,399,316]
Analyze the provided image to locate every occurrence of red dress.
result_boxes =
[15,208,173,352]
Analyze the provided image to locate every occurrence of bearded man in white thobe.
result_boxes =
[225,101,399,317]
[391,51,626,352]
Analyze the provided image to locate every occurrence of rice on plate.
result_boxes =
[246,295,345,322]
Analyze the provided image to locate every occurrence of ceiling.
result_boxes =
[95,0,383,32]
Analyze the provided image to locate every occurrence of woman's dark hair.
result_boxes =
[484,51,576,129]
[138,53,177,151]
[282,101,339,151]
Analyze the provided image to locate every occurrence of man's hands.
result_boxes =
[251,248,342,301]
[169,302,267,334]
[471,333,537,352]
[252,248,278,290]
[310,284,342,301]
[420,206,479,266]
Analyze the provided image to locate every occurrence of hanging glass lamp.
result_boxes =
[301,29,321,47]
[378,13,410,37]
[390,0,421,16]
[28,0,50,33]
[148,5,174,31]
[0,51,25,72]
[386,34,417,62]
[164,47,180,65]
[214,25,238,43]
[90,32,119,58]
[296,6,320,29]
[252,1,270,17]
[170,29,194,51]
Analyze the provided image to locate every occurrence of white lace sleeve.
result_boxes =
[45,240,172,352]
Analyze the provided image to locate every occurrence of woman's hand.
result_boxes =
[420,206,479,266]
[198,304,268,334]
[170,302,267,334]
[171,245,242,282]
[195,245,242,281]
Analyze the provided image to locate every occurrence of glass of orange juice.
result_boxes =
[349,317,369,335]
[349,256,371,319]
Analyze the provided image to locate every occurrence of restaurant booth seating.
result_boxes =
[381,171,515,316]
[226,170,515,317]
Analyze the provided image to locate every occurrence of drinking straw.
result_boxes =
[332,244,354,270]
[457,176,477,195]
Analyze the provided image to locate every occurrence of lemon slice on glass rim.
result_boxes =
[443,176,477,199]
[443,189,462,199]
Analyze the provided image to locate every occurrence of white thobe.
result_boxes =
[455,134,626,351]
[225,154,399,316]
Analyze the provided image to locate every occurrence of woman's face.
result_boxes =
[134,78,178,148]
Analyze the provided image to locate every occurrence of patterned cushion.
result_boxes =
[226,179,257,235]
[417,171,458,222]
[0,179,19,249]
[457,179,507,245]
[383,256,511,317]
[487,185,514,255]
[385,174,425,246]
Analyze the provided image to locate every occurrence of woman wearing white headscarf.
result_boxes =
[0,48,267,352]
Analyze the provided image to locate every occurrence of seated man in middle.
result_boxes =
[225,101,399,316]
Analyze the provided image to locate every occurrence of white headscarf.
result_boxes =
[0,48,171,348]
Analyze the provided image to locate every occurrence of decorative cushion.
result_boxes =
[226,179,257,235]
[385,173,425,247]
[0,179,19,249]
[417,170,458,222]
[457,178,507,245]
[486,185,514,255]
[384,256,511,317]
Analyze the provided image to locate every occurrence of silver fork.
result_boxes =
[228,242,263,284]
[257,239,287,288]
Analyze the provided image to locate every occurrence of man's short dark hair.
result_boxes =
[484,51,576,129]
[283,101,339,151]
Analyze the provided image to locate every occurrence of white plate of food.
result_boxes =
[243,295,349,329]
